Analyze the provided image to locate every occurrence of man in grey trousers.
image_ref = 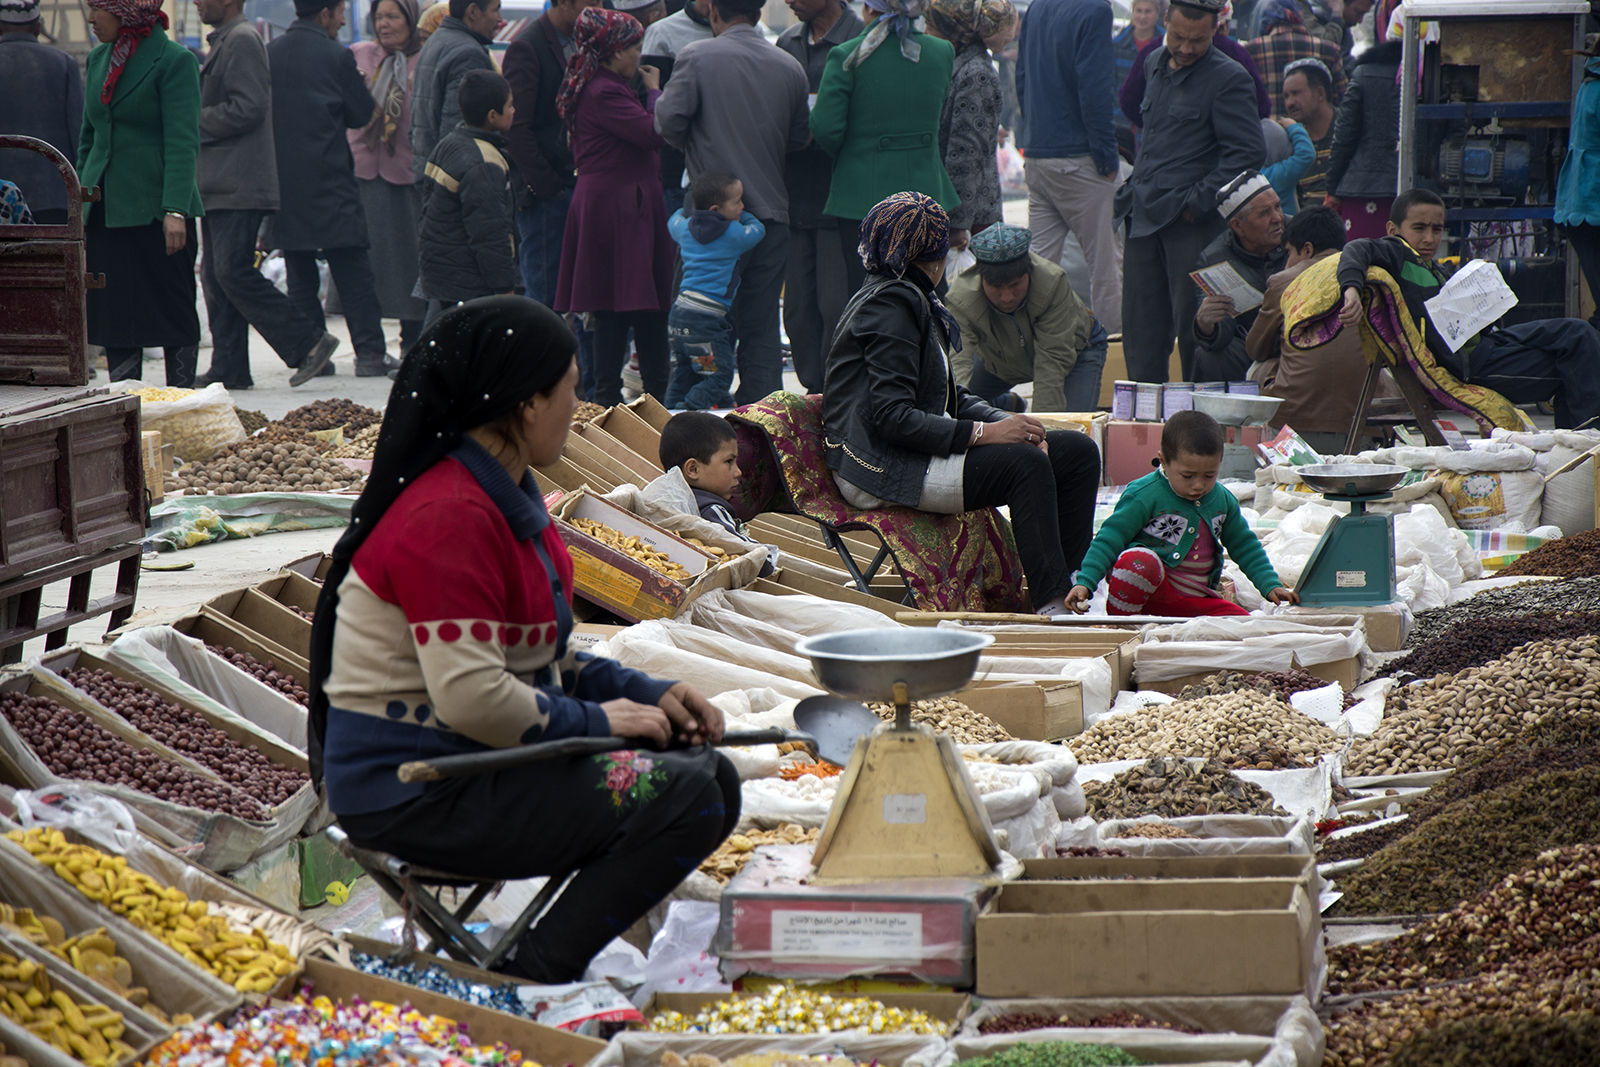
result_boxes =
[194,0,336,387]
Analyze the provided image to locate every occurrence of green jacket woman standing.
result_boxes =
[811,0,959,293]
[80,0,204,386]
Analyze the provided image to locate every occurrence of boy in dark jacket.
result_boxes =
[659,412,775,576]
[664,172,766,410]
[418,69,521,305]
[1336,187,1600,430]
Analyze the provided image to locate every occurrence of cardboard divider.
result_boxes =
[625,395,674,432]
[959,682,1083,741]
[554,490,730,621]
[299,957,608,1067]
[202,588,312,664]
[748,573,900,617]
[282,553,332,583]
[0,925,172,1061]
[1021,854,1317,896]
[1139,656,1362,696]
[534,456,592,494]
[253,572,323,616]
[169,612,310,688]
[593,1030,948,1067]
[592,405,667,472]
[573,424,659,484]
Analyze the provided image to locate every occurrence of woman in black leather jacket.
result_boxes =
[1324,41,1402,240]
[821,192,1100,615]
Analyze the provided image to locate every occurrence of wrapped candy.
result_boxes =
[649,985,944,1036]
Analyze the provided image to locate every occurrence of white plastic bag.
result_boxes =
[135,382,247,462]
[631,901,731,1007]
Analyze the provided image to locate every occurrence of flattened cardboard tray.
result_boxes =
[554,490,728,622]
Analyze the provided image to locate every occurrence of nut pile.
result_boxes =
[1056,846,1130,857]
[1068,689,1342,765]
[235,409,270,434]
[63,668,307,809]
[206,646,308,707]
[1345,636,1600,774]
[9,829,295,993]
[978,1011,1200,1035]
[277,399,383,434]
[1322,934,1600,1067]
[1333,764,1600,915]
[649,984,945,1035]
[1226,742,1309,770]
[1329,843,1600,994]
[0,940,141,1065]
[573,401,607,424]
[957,1040,1151,1067]
[324,423,381,460]
[566,517,695,580]
[1083,758,1286,820]
[1178,668,1356,711]
[698,824,819,884]
[1113,822,1199,840]
[866,697,1013,744]
[0,692,265,820]
[1405,576,1600,648]
[1382,612,1600,680]
[1497,527,1600,577]
[166,440,363,496]
[1386,1015,1600,1067]
[1,906,192,1026]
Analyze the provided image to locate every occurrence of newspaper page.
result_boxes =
[1423,258,1520,353]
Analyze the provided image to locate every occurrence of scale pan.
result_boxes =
[1296,463,1409,496]
[794,628,994,702]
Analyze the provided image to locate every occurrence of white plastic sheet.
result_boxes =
[1134,617,1366,682]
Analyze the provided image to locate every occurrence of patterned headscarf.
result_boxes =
[362,0,423,155]
[927,0,1016,50]
[556,7,643,136]
[859,192,962,350]
[1257,0,1303,30]
[845,0,928,71]
[88,0,168,105]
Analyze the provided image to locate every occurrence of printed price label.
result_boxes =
[1336,570,1368,588]
[883,794,927,824]
[771,911,924,961]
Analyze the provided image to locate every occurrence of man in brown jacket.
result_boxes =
[1246,205,1390,453]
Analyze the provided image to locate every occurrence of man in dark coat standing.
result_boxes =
[267,0,390,380]
[0,0,83,226]
[409,0,499,184]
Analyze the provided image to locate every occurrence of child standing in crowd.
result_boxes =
[1066,411,1298,616]
[417,69,522,305]
[659,411,775,575]
[665,172,765,410]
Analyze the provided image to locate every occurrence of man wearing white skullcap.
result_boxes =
[1190,169,1286,380]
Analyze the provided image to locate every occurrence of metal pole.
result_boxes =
[1569,13,1585,319]
[1399,15,1420,196]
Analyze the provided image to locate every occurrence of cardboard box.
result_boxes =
[283,553,332,582]
[554,490,728,622]
[1138,654,1361,695]
[142,429,164,503]
[965,627,1141,694]
[254,571,323,616]
[1020,854,1316,897]
[169,612,310,687]
[1103,420,1267,488]
[749,572,900,617]
[1032,412,1108,469]
[960,681,1082,740]
[1282,606,1408,653]
[626,395,674,432]
[575,421,660,484]
[593,404,667,471]
[564,432,647,489]
[300,957,608,1066]
[974,878,1319,998]
[201,587,312,664]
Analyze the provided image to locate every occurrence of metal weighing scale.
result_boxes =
[791,629,1002,882]
[1292,464,1410,606]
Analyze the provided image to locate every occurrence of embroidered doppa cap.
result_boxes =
[1283,56,1332,83]
[970,222,1031,264]
[1217,170,1273,220]
[0,0,40,23]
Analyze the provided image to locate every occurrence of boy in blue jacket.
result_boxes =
[1066,411,1298,616]
[665,172,766,410]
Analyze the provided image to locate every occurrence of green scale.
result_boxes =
[1291,464,1410,607]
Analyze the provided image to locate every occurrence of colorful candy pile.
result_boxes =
[649,984,946,1035]
[141,994,526,1065]
[348,952,531,1020]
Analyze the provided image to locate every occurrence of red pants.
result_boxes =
[1105,547,1251,617]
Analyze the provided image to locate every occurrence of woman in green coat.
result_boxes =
[80,0,205,386]
[811,0,960,296]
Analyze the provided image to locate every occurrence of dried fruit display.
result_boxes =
[649,984,945,1034]
[325,423,381,460]
[1387,1015,1600,1067]
[1068,689,1341,765]
[1405,576,1600,648]
[978,1011,1198,1035]
[206,646,308,707]
[1112,822,1199,840]
[698,824,818,884]
[566,518,695,581]
[1082,758,1286,820]
[866,697,1013,744]
[276,399,382,434]
[0,906,192,1026]
[1496,528,1600,577]
[1382,612,1600,680]
[573,402,606,425]
[166,440,363,496]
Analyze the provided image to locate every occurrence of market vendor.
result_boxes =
[308,296,736,984]
[1192,169,1288,381]
[822,192,1102,616]
[946,223,1110,414]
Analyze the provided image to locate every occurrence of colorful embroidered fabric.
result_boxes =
[725,391,1027,612]
[595,750,667,812]
[1280,255,1524,434]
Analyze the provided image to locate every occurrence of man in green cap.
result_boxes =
[946,222,1108,412]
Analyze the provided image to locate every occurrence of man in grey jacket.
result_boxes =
[194,0,336,388]
[654,0,809,404]
[410,0,500,183]
[0,0,82,226]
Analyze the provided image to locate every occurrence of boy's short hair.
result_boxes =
[1161,409,1226,459]
[448,0,474,20]
[1391,188,1445,226]
[660,411,737,471]
[458,69,511,128]
[1284,205,1345,255]
[977,256,1032,288]
[691,171,739,212]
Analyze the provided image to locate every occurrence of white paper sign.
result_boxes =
[883,793,927,824]
[1423,258,1520,353]
[1190,262,1264,313]
[770,910,924,961]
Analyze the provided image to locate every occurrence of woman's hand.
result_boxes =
[1064,585,1092,613]
[600,699,674,747]
[639,64,661,91]
[163,215,186,255]
[950,228,970,251]
[1324,194,1342,212]
[974,413,1047,448]
[658,681,724,745]
[1268,586,1301,606]
[1338,286,1363,326]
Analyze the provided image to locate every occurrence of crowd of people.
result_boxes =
[2,0,1600,429]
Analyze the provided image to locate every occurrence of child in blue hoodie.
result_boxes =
[665,172,766,409]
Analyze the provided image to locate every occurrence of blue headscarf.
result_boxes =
[844,0,928,71]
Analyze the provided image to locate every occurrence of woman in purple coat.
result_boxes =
[555,8,674,406]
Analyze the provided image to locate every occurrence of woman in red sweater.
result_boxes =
[310,296,732,982]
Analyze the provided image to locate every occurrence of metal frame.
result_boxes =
[328,825,574,971]
[814,522,914,605]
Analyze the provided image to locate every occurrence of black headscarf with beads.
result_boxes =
[307,296,578,787]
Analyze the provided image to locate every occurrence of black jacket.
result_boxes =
[502,14,574,201]
[1192,227,1288,381]
[265,19,375,251]
[1326,41,1401,199]
[418,124,521,302]
[822,273,1004,506]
